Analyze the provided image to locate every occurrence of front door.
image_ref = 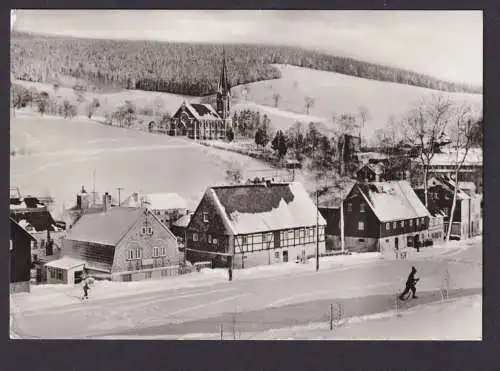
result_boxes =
[283,250,288,263]
[395,237,399,250]
[413,235,419,249]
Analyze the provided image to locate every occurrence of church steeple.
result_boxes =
[216,49,231,120]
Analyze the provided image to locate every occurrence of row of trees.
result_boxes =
[11,31,481,96]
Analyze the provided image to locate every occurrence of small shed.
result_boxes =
[45,256,87,285]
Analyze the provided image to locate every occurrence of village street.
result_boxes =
[11,237,481,339]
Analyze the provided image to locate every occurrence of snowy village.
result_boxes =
[9,10,482,340]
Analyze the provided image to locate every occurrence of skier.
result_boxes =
[82,280,90,301]
[399,266,419,300]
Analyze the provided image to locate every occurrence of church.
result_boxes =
[169,51,231,140]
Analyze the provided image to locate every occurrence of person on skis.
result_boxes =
[82,280,90,301]
[399,266,419,300]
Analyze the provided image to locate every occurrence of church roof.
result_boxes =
[173,102,222,122]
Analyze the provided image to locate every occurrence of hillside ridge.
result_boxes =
[11,31,482,96]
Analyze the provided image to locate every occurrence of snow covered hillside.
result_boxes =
[232,64,482,140]
[10,112,274,217]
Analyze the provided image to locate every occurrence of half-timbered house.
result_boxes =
[186,182,326,268]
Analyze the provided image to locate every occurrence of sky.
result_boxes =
[12,10,483,86]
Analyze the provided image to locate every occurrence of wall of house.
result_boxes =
[10,225,32,287]
[112,211,181,274]
[343,190,381,239]
[111,265,181,282]
[186,193,231,256]
[344,237,379,253]
[45,266,68,285]
[233,240,326,268]
[10,281,30,293]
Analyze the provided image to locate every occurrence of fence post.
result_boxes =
[220,324,223,340]
[232,314,236,340]
[329,304,332,330]
[395,297,401,317]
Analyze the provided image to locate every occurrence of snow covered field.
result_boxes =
[10,112,275,216]
[10,237,481,340]
[232,64,482,140]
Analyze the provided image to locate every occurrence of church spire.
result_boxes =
[217,48,230,95]
[216,48,231,120]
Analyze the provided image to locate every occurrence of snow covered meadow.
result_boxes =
[10,111,274,217]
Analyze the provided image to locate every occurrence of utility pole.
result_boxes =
[316,189,319,272]
[340,197,345,253]
[117,187,124,206]
[92,170,96,205]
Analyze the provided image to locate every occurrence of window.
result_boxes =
[416,218,420,226]
[153,247,159,257]
[410,219,413,227]
[400,221,404,228]
[10,240,13,251]
[145,271,152,280]
[275,251,280,259]
[128,250,134,260]
[203,212,209,223]
[41,239,46,249]
[147,227,153,235]
[141,226,147,234]
[30,240,35,249]
[407,236,413,247]
[358,239,365,243]
[347,202,352,212]
[208,234,212,243]
[193,233,198,242]
[161,247,166,256]
[360,203,365,213]
[213,238,218,245]
[309,228,314,237]
[385,223,390,231]
[242,236,248,245]
[358,221,365,231]
[135,248,142,259]
[393,222,397,229]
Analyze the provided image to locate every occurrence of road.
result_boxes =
[11,238,481,339]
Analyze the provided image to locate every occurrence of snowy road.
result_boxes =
[11,238,481,339]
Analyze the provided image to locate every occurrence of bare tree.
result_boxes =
[358,106,370,145]
[304,96,315,115]
[153,96,164,117]
[225,161,243,185]
[272,92,281,108]
[445,103,480,242]
[401,94,453,207]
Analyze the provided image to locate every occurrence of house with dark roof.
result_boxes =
[186,182,326,269]
[356,163,385,183]
[169,51,231,140]
[415,175,482,240]
[10,200,64,263]
[62,207,181,281]
[320,181,431,255]
[170,102,228,140]
[10,218,35,293]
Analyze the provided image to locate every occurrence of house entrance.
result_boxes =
[283,250,288,262]
[395,237,399,250]
[74,270,83,284]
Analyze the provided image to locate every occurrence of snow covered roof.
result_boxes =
[121,192,188,210]
[9,210,57,232]
[175,102,222,122]
[9,217,36,242]
[173,213,192,228]
[45,256,86,270]
[66,207,145,246]
[357,181,431,222]
[428,176,471,200]
[206,182,326,235]
[318,181,357,209]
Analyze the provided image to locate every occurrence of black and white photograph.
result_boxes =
[9,9,483,340]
